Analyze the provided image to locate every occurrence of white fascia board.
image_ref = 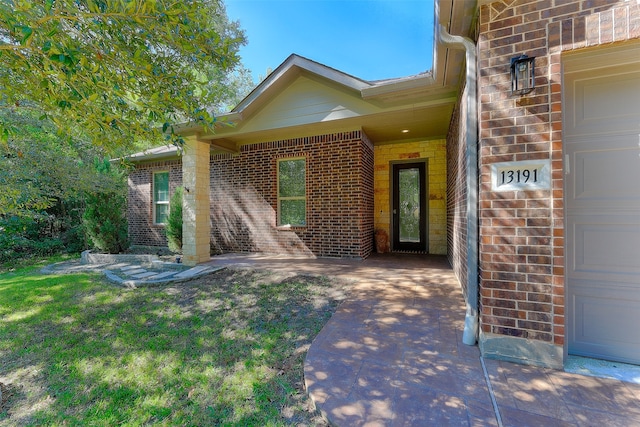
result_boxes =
[297,57,371,92]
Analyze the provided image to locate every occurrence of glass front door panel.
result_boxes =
[392,162,427,252]
[398,168,421,243]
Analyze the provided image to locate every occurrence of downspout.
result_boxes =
[438,25,479,346]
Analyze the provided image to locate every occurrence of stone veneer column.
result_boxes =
[182,137,210,266]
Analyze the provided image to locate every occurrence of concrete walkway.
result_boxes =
[203,253,640,427]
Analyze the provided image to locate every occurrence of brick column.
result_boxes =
[182,137,210,266]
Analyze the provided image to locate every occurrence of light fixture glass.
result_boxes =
[510,55,535,96]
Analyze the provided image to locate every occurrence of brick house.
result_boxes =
[127,53,453,262]
[127,0,640,369]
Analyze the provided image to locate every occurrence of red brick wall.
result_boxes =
[478,0,639,346]
[209,130,374,258]
[447,84,469,297]
[127,132,374,257]
[128,160,182,247]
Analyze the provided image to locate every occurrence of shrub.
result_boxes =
[61,223,87,254]
[0,214,68,264]
[165,186,183,253]
[83,190,129,254]
[82,159,129,254]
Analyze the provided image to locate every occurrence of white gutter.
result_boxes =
[438,25,479,346]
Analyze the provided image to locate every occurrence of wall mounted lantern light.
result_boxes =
[510,54,535,96]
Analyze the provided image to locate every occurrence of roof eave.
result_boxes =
[360,73,438,99]
[123,145,182,163]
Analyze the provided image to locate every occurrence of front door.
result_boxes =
[564,42,640,364]
[392,162,427,252]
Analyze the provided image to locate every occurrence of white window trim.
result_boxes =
[153,171,169,225]
[277,157,307,227]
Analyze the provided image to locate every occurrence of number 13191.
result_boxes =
[491,160,550,192]
[499,168,538,186]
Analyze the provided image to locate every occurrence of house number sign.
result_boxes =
[491,159,551,192]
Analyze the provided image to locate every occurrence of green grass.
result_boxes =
[0,263,349,426]
[0,254,77,275]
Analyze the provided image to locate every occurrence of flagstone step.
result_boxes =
[147,270,179,280]
[131,271,159,279]
[174,265,211,279]
[123,268,146,276]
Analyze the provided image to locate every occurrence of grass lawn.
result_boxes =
[0,261,350,426]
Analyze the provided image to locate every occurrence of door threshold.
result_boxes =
[565,355,640,384]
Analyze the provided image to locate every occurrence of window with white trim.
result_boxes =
[153,171,169,224]
[277,157,306,226]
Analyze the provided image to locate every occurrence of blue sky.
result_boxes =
[225,0,435,83]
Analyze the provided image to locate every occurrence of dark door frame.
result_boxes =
[391,160,428,252]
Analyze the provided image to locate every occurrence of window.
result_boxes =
[278,158,306,226]
[153,171,169,224]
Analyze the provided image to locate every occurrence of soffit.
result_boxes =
[434,0,477,88]
[200,100,455,150]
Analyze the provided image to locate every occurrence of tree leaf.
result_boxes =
[18,25,33,45]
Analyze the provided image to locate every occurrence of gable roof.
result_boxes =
[181,52,460,153]
[233,54,372,116]
[130,0,476,160]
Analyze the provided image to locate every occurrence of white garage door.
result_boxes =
[564,41,640,364]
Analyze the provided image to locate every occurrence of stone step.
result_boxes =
[109,263,131,270]
[146,271,179,280]
[131,271,158,279]
[123,268,146,276]
[174,265,211,279]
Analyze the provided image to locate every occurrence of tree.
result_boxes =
[0,0,247,152]
[0,107,101,216]
[0,107,111,262]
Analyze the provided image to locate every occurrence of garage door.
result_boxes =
[564,41,640,364]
